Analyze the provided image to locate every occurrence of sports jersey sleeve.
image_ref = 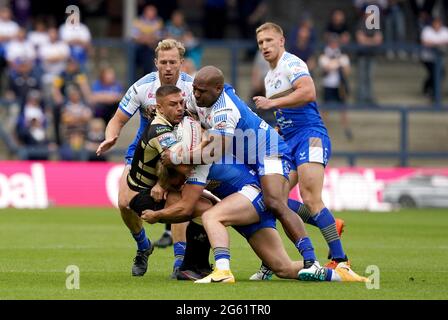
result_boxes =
[186,164,211,186]
[118,84,141,118]
[156,132,177,150]
[284,56,311,84]
[210,105,240,136]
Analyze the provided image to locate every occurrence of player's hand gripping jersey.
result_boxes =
[187,84,291,177]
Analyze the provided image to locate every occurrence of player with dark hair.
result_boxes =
[125,84,212,280]
[96,39,194,277]
[162,65,326,280]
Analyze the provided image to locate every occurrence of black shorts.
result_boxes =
[129,190,166,216]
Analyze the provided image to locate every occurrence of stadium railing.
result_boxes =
[90,38,445,107]
[1,39,446,165]
[319,104,448,166]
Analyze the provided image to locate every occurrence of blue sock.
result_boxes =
[312,207,346,260]
[132,228,150,251]
[325,268,333,281]
[288,199,317,227]
[213,247,230,261]
[295,237,316,262]
[173,242,186,269]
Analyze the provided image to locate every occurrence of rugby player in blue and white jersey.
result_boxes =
[253,22,350,275]
[141,161,368,283]
[96,39,195,277]
[162,66,324,277]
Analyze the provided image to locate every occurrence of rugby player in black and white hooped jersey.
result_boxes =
[96,39,201,278]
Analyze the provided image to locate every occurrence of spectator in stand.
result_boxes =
[78,0,109,38]
[11,0,31,28]
[420,16,448,101]
[137,0,178,22]
[410,0,436,41]
[355,11,383,105]
[164,10,202,68]
[59,17,92,71]
[181,57,197,77]
[325,9,351,45]
[52,57,91,145]
[16,90,52,160]
[235,0,268,60]
[91,66,123,124]
[319,35,353,141]
[83,118,107,162]
[353,0,388,16]
[28,18,50,53]
[39,27,70,96]
[6,27,36,72]
[0,6,19,86]
[7,60,41,111]
[384,0,407,59]
[59,86,92,161]
[203,0,228,39]
[132,4,163,77]
[286,15,317,72]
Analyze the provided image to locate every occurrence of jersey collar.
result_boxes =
[154,111,174,128]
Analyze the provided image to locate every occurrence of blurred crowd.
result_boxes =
[0,2,202,161]
[1,0,448,159]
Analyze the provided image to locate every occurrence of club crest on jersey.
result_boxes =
[274,80,282,89]
[215,121,227,130]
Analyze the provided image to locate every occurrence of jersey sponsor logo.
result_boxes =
[210,277,233,283]
[215,121,227,130]
[148,92,155,99]
[158,133,177,149]
[156,126,172,135]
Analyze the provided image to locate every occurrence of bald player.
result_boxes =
[162,65,327,280]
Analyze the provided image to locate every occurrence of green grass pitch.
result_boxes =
[1,208,447,300]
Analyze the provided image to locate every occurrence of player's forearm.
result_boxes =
[105,112,128,140]
[104,120,123,140]
[155,204,193,223]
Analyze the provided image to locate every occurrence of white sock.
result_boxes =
[216,258,230,271]
[331,269,342,282]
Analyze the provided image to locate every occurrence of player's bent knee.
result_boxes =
[118,198,130,211]
[264,196,286,217]
[201,210,213,226]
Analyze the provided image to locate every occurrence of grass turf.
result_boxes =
[0,208,447,300]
